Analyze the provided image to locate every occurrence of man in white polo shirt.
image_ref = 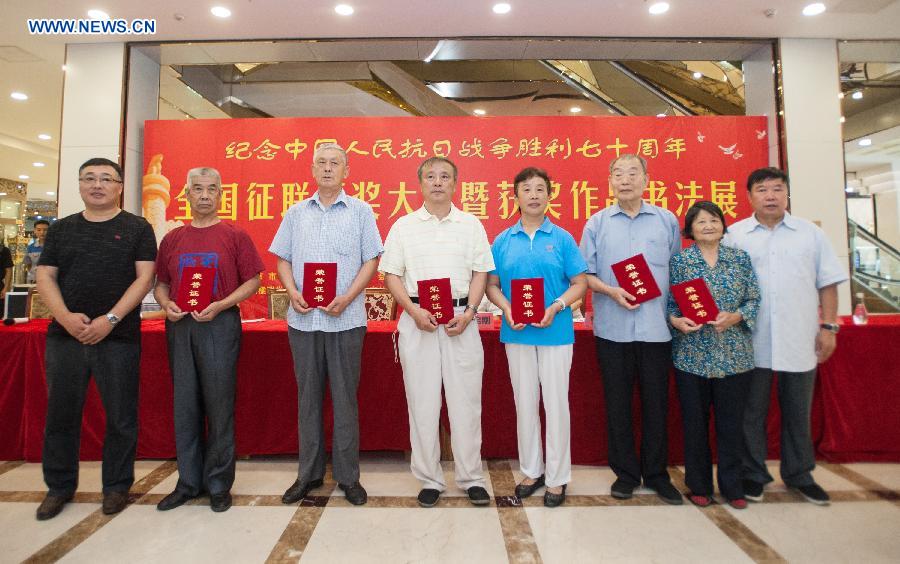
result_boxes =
[379,156,494,508]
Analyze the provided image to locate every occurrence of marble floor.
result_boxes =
[2,455,899,563]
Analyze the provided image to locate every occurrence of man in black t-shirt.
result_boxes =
[1,244,13,300]
[34,157,157,521]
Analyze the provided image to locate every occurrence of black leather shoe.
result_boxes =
[36,493,72,521]
[611,478,636,500]
[102,491,130,515]
[282,478,324,504]
[648,481,683,505]
[156,490,194,511]
[210,492,232,512]
[467,486,491,506]
[742,479,764,502]
[339,482,368,505]
[417,488,441,507]
[543,484,567,508]
[514,475,545,499]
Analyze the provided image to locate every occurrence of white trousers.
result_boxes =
[505,343,573,488]
[398,308,485,491]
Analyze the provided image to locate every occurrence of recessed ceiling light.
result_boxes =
[648,2,669,15]
[840,116,846,123]
[87,9,110,20]
[10,92,28,101]
[802,3,826,16]
[210,6,231,18]
[334,4,354,15]
[692,71,702,79]
[656,113,667,118]
[858,138,872,147]
[36,215,42,219]
[47,191,56,195]
[570,106,582,113]
[0,192,6,196]
[19,175,30,180]
[473,109,486,115]
[493,3,512,14]
[33,162,45,167]
[38,133,52,140]
[852,90,863,100]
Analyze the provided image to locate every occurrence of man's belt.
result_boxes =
[410,296,469,307]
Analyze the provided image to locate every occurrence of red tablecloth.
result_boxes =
[1,315,899,463]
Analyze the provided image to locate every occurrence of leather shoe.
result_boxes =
[282,478,324,504]
[417,488,441,507]
[514,475,545,499]
[339,482,368,505]
[611,478,636,500]
[156,490,194,511]
[102,491,130,515]
[210,492,232,512]
[648,481,683,505]
[467,486,491,506]
[36,493,72,521]
[543,484,567,508]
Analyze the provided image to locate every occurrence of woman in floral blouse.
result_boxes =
[668,201,760,509]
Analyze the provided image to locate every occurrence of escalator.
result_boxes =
[849,219,900,313]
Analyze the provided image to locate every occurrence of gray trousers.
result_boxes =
[166,308,241,496]
[742,367,817,487]
[288,326,366,485]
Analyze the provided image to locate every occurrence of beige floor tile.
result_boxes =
[761,461,863,492]
[333,460,494,498]
[302,507,508,563]
[0,461,163,493]
[511,461,658,496]
[0,501,99,563]
[844,463,900,491]
[147,459,297,496]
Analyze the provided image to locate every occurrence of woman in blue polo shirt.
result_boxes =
[486,167,587,507]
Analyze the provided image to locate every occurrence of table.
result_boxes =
[2,316,898,463]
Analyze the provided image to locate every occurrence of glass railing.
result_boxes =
[849,220,900,312]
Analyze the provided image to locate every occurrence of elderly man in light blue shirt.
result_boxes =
[579,154,683,505]
[269,142,383,507]
[725,167,847,507]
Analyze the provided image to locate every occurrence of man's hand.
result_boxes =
[608,286,639,310]
[80,315,115,345]
[708,311,742,333]
[163,301,189,323]
[59,311,92,340]
[409,305,438,332]
[502,307,526,331]
[289,289,313,314]
[670,315,702,334]
[816,328,837,363]
[192,301,224,323]
[321,294,352,317]
[445,309,474,336]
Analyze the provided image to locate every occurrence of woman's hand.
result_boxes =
[709,311,742,333]
[670,315,702,334]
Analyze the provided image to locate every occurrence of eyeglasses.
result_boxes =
[79,176,122,186]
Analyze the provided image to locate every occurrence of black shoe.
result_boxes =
[339,482,368,505]
[467,486,491,506]
[543,484,567,508]
[649,481,683,505]
[417,488,441,507]
[157,490,195,511]
[514,475,545,499]
[742,479,764,502]
[36,493,72,521]
[210,492,232,512]
[102,491,130,515]
[611,478,636,500]
[792,482,830,506]
[281,478,324,504]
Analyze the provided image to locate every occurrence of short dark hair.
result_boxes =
[79,157,123,180]
[417,157,458,183]
[682,200,728,239]
[746,167,788,192]
[513,167,551,196]
[33,219,50,228]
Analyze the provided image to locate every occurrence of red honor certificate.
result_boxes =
[511,278,545,324]
[671,278,720,324]
[416,277,454,325]
[610,254,662,305]
[175,266,216,312]
[303,262,337,307]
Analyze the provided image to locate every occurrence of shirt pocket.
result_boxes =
[643,239,671,267]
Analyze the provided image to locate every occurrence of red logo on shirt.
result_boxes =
[114,234,121,240]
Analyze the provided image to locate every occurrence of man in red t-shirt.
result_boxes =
[153,167,264,513]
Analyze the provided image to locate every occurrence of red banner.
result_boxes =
[143,115,768,317]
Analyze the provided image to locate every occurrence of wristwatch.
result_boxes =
[464,304,478,315]
[106,313,121,326]
[819,322,839,334]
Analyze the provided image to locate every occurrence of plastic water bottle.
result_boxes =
[852,292,869,325]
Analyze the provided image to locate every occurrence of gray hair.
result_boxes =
[313,142,348,165]
[186,167,222,187]
[608,154,648,175]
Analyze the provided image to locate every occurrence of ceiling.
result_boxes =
[2,0,900,202]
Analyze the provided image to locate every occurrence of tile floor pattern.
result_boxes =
[1,455,899,563]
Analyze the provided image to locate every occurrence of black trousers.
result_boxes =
[675,369,752,500]
[42,335,141,496]
[594,338,672,487]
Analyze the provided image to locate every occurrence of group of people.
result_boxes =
[32,145,847,521]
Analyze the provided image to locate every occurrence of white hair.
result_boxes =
[186,167,222,186]
[313,142,348,166]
